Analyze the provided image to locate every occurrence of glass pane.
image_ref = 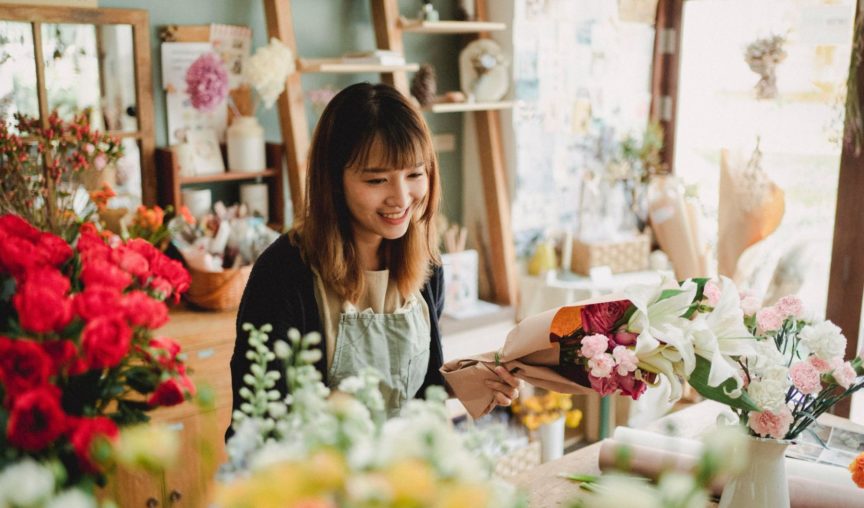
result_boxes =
[674,0,856,317]
[0,21,39,128]
[97,24,138,132]
[42,23,102,126]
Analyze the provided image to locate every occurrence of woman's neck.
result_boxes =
[354,235,384,271]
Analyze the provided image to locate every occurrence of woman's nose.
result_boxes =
[385,178,410,207]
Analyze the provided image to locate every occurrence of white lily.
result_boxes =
[625,276,699,401]
[688,277,757,395]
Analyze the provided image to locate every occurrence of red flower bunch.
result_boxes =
[0,213,194,484]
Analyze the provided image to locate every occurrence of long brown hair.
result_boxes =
[292,82,441,302]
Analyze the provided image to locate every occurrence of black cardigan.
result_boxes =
[227,235,445,439]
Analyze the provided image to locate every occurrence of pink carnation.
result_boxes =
[703,281,721,306]
[808,356,831,373]
[588,353,615,378]
[612,346,639,375]
[789,361,821,395]
[756,307,784,332]
[185,53,229,112]
[748,407,793,439]
[830,358,857,389]
[775,296,804,319]
[580,334,609,360]
[615,373,647,400]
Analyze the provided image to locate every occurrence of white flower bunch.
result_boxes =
[244,37,295,109]
[0,458,97,508]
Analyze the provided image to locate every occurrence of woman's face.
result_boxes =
[343,138,429,245]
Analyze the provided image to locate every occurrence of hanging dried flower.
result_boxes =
[744,34,787,100]
[244,38,296,109]
[185,53,229,112]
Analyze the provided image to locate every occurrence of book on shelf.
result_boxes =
[341,50,406,66]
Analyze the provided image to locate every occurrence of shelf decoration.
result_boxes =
[744,34,787,100]
[459,39,510,102]
[410,63,438,107]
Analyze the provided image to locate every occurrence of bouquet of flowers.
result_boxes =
[724,294,864,440]
[217,324,524,508]
[442,276,761,418]
[0,112,123,239]
[0,212,195,496]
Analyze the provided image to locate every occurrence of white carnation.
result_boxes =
[0,458,55,506]
[746,369,790,413]
[747,339,785,376]
[245,37,295,109]
[45,489,97,508]
[800,320,847,360]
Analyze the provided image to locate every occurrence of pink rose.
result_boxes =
[588,353,615,378]
[612,346,639,375]
[775,296,804,319]
[610,330,638,347]
[739,292,761,317]
[581,300,630,335]
[615,373,647,400]
[748,407,793,439]
[789,361,821,395]
[588,373,619,397]
[830,358,857,389]
[580,334,609,360]
[704,281,721,306]
[756,307,784,332]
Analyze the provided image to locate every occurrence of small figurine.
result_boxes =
[419,1,440,22]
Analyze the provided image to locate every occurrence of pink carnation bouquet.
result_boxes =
[185,53,230,112]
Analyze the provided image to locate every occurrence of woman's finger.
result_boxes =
[485,379,518,399]
[494,366,520,387]
[493,391,512,406]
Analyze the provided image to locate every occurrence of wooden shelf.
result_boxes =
[426,101,514,113]
[179,169,277,185]
[298,58,420,74]
[399,19,507,34]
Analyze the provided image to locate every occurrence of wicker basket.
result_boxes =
[184,265,252,311]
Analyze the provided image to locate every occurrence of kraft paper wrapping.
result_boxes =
[441,296,624,418]
[648,176,706,280]
[598,428,864,507]
[717,148,785,277]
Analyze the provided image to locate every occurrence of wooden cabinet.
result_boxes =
[109,307,235,508]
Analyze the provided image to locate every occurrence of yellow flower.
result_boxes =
[436,483,490,508]
[524,397,543,413]
[114,424,179,473]
[385,458,437,506]
[523,414,541,431]
[307,450,347,491]
[565,409,583,429]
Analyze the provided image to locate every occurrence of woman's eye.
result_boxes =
[408,172,425,178]
[366,178,386,185]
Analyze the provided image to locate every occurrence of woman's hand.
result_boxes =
[481,366,520,416]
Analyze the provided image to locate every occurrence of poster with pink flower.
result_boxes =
[161,42,229,144]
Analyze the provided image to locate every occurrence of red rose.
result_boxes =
[81,316,131,369]
[13,281,73,334]
[0,214,40,240]
[0,337,53,399]
[42,339,87,375]
[124,238,160,265]
[6,386,67,451]
[70,416,119,473]
[74,286,123,322]
[20,266,71,295]
[177,370,196,398]
[150,256,190,301]
[122,291,168,329]
[36,232,73,267]
[149,336,181,360]
[81,258,132,292]
[587,374,619,397]
[76,229,110,263]
[581,300,630,335]
[148,378,186,407]
[149,277,173,301]
[0,234,37,276]
[614,373,647,400]
[112,246,150,280]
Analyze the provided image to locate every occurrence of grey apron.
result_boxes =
[327,297,431,417]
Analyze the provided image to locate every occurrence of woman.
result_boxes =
[229,83,517,426]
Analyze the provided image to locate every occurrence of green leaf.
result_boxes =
[125,366,159,394]
[689,356,761,412]
[558,473,599,484]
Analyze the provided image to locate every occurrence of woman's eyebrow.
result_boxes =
[360,162,424,174]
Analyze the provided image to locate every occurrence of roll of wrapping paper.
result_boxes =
[597,431,864,506]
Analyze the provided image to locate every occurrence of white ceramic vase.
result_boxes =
[718,436,790,508]
[227,116,266,172]
[538,417,565,463]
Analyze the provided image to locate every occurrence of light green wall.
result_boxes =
[100,0,464,221]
